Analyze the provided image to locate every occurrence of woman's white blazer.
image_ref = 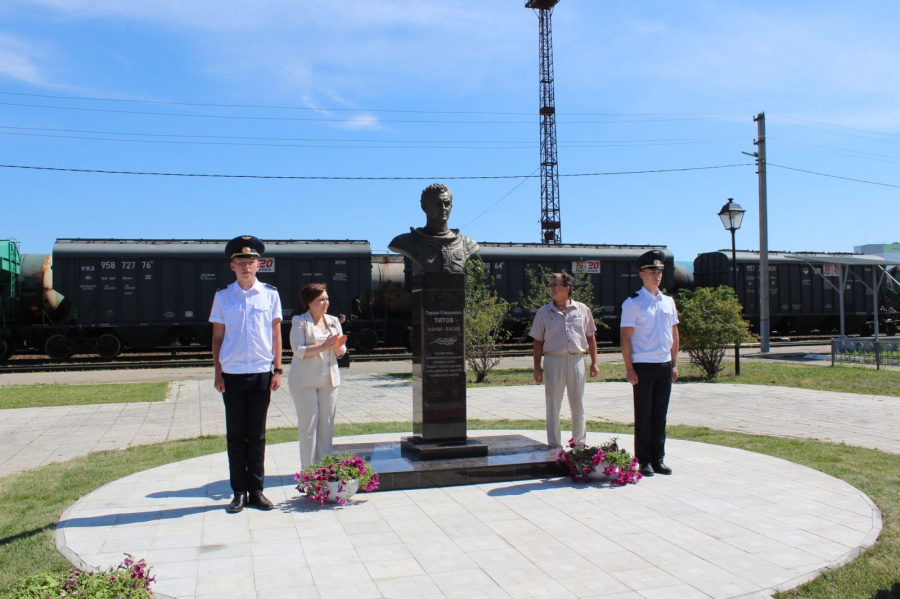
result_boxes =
[288,312,342,388]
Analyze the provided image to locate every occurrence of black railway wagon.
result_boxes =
[476,243,675,340]
[51,239,371,357]
[693,250,876,334]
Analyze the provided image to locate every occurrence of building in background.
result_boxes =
[855,243,900,262]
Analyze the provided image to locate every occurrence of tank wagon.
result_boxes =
[693,250,883,335]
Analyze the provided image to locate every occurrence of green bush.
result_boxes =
[675,285,754,379]
[465,256,510,383]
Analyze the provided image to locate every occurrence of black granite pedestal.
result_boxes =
[336,434,567,492]
[400,272,487,460]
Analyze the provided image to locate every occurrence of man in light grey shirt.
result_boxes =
[530,272,599,448]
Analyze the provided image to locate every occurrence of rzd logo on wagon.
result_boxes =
[257,258,275,273]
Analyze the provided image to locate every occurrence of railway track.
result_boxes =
[0,348,413,374]
[0,340,832,374]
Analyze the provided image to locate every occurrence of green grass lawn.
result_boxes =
[0,382,169,409]
[1,360,895,411]
[0,420,898,598]
[388,361,900,397]
[0,361,897,596]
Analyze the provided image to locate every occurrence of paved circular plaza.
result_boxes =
[57,430,880,599]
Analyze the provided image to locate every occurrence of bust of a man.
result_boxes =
[388,183,479,275]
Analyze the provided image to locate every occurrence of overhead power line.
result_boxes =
[5,162,895,188]
[767,163,900,188]
[0,126,746,149]
[0,163,751,180]
[0,90,748,119]
[770,113,900,140]
[0,101,738,126]
[768,115,900,145]
[770,138,900,165]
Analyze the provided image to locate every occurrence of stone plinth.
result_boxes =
[401,272,487,460]
[339,434,564,491]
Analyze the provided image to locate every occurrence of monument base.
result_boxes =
[334,433,566,491]
[400,435,489,461]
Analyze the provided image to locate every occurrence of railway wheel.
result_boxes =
[45,335,73,360]
[355,328,379,353]
[0,332,13,362]
[97,334,122,359]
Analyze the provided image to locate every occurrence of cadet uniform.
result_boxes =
[210,235,283,512]
[620,250,679,476]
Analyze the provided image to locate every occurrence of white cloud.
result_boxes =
[557,3,900,122]
[11,0,533,102]
[0,35,47,85]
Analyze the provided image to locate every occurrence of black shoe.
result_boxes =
[639,463,654,477]
[226,494,247,514]
[651,461,673,475]
[248,491,274,511]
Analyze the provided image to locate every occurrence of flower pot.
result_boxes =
[324,479,359,503]
[586,461,619,481]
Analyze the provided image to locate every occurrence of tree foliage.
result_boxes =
[517,264,608,332]
[518,264,595,315]
[675,285,754,380]
[465,255,510,383]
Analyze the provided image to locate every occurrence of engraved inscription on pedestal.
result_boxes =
[411,272,466,440]
[402,272,487,459]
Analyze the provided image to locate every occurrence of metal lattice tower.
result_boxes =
[526,0,561,244]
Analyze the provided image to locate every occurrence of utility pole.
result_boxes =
[526,0,562,244]
[754,112,770,353]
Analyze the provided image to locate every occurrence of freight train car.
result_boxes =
[476,243,677,341]
[39,239,373,359]
[0,240,21,360]
[693,250,885,335]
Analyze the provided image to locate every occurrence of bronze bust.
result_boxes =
[388,183,479,274]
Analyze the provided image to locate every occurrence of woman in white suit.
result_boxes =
[288,283,348,468]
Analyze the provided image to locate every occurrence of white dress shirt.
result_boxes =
[209,280,282,374]
[620,287,679,363]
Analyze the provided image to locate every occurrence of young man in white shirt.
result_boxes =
[210,235,283,513]
[620,250,679,477]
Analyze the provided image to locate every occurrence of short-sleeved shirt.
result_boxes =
[620,287,679,363]
[209,279,283,374]
[529,300,596,354]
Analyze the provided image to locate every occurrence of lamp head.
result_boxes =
[718,198,745,231]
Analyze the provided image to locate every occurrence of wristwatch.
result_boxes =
[272,368,283,375]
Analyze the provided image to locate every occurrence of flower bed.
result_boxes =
[10,554,155,598]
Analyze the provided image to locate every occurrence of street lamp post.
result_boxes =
[718,198,746,376]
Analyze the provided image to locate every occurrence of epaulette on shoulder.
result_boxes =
[216,285,229,292]
[264,283,277,290]
[629,292,640,298]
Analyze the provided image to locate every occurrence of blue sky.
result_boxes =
[1,0,898,263]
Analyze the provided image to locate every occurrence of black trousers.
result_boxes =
[632,362,672,464]
[222,372,272,495]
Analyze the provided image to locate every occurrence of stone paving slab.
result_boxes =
[3,371,899,477]
[56,430,882,599]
